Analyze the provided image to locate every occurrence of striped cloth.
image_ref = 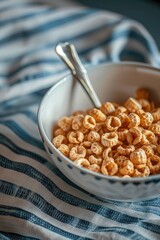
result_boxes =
[0,0,160,239]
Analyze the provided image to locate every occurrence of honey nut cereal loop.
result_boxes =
[124,97,142,113]
[105,116,121,131]
[141,145,154,157]
[117,113,130,128]
[130,149,147,165]
[149,123,160,135]
[89,108,106,122]
[147,155,160,174]
[157,145,160,154]
[67,131,84,143]
[87,131,100,142]
[128,113,140,128]
[91,142,103,155]
[119,160,134,176]
[115,156,129,167]
[73,110,85,116]
[136,109,145,116]
[134,166,150,177]
[54,128,66,137]
[74,158,90,168]
[52,88,160,177]
[138,99,151,112]
[140,112,153,128]
[100,102,115,115]
[135,88,149,100]
[134,163,146,169]
[83,115,96,130]
[101,132,118,147]
[114,106,127,115]
[102,147,112,160]
[117,145,135,155]
[117,128,128,141]
[72,115,84,130]
[152,108,160,122]
[52,135,67,148]
[58,144,69,157]
[101,158,118,175]
[127,127,142,145]
[88,155,102,165]
[69,146,86,161]
[141,129,156,144]
[80,140,92,148]
[58,116,72,131]
[88,164,100,172]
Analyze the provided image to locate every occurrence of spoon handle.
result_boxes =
[56,42,101,109]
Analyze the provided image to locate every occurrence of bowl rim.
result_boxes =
[38,61,160,183]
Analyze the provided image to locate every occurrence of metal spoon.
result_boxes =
[55,42,101,109]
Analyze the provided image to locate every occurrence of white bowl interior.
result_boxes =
[40,63,160,141]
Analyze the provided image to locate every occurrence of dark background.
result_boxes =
[75,0,160,49]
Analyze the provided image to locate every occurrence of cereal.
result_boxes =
[117,128,128,141]
[83,115,96,130]
[105,116,121,131]
[147,155,160,174]
[80,141,92,148]
[140,112,153,128]
[69,146,86,161]
[52,135,67,148]
[150,101,156,110]
[67,131,84,144]
[117,145,135,155]
[141,129,156,144]
[101,158,118,175]
[130,149,147,165]
[58,116,72,132]
[54,128,66,137]
[141,145,154,157]
[128,113,140,128]
[135,88,149,100]
[152,108,160,122]
[117,113,130,128]
[91,142,103,156]
[133,166,150,177]
[115,156,128,167]
[89,108,106,122]
[100,102,115,115]
[114,106,127,115]
[101,132,118,147]
[136,109,145,116]
[74,158,90,168]
[52,88,160,178]
[119,160,134,176]
[102,148,112,160]
[72,115,84,130]
[127,127,142,145]
[124,97,142,113]
[138,99,151,112]
[58,144,69,157]
[87,131,100,142]
[79,126,89,134]
[88,155,102,165]
[88,164,100,172]
[149,123,160,135]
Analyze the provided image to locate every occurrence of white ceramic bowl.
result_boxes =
[38,62,160,202]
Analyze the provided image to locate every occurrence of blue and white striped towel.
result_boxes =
[0,1,160,239]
